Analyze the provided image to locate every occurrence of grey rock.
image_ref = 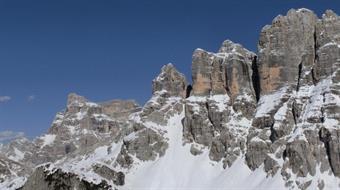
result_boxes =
[245,138,269,170]
[318,179,325,190]
[248,10,340,188]
[141,64,186,125]
[189,144,203,156]
[297,180,312,190]
[123,127,168,161]
[209,139,226,162]
[258,8,317,95]
[183,100,215,146]
[209,129,244,168]
[66,93,88,114]
[100,100,141,121]
[22,165,111,190]
[314,10,340,83]
[191,49,214,96]
[319,128,340,177]
[115,146,134,168]
[284,140,316,177]
[183,40,256,167]
[264,155,279,176]
[316,10,340,49]
[191,40,256,103]
[92,164,124,186]
[152,63,188,98]
[0,159,11,182]
[140,93,184,125]
[314,43,340,81]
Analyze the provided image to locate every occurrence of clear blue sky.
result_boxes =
[0,0,339,139]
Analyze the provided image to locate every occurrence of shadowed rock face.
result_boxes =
[3,8,340,190]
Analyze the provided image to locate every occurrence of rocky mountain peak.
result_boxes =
[191,40,256,105]
[67,93,88,106]
[218,39,242,53]
[152,63,187,98]
[258,8,318,96]
[66,93,89,113]
[218,40,255,58]
[323,9,338,19]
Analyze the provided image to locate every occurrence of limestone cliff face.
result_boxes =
[2,8,340,190]
[183,40,257,168]
[190,40,257,117]
[258,8,317,95]
[314,10,340,82]
[247,9,340,189]
[186,8,340,189]
[191,40,256,99]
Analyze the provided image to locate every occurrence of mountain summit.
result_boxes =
[1,8,340,190]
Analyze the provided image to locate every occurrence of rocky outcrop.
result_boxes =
[21,165,111,190]
[319,127,340,177]
[183,40,255,167]
[191,40,256,101]
[141,64,186,125]
[0,157,27,189]
[258,8,317,95]
[48,93,140,148]
[120,127,168,162]
[92,164,125,186]
[52,93,140,135]
[114,65,186,168]
[244,8,340,189]
[152,63,188,98]
[0,159,12,182]
[218,40,257,102]
[315,9,340,82]
[0,93,142,189]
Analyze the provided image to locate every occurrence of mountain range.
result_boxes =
[1,8,340,190]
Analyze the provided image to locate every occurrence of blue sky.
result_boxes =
[0,0,340,140]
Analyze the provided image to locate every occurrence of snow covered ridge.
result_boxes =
[1,7,340,190]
